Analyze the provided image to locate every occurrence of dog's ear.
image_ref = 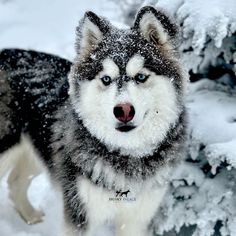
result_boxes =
[76,11,109,60]
[133,6,178,49]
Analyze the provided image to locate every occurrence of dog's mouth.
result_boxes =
[116,125,136,132]
[115,111,150,133]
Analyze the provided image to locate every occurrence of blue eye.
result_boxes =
[101,76,112,86]
[135,73,149,83]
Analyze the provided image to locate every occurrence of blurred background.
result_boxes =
[0,0,236,235]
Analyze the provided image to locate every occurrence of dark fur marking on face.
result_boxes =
[116,75,132,90]
[72,9,183,96]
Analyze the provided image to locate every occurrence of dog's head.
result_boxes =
[69,6,187,157]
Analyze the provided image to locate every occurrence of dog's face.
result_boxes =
[69,6,187,157]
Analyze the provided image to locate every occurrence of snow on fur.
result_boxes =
[1,0,236,236]
[153,79,236,236]
[156,0,236,74]
[116,0,236,76]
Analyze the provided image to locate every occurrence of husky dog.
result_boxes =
[0,49,71,224]
[0,6,187,236]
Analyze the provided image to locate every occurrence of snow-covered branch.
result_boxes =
[113,0,236,81]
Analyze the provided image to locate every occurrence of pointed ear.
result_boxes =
[133,6,178,49]
[75,11,109,60]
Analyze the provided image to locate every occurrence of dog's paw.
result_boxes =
[17,207,45,225]
[26,209,45,225]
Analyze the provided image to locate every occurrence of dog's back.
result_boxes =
[0,49,71,224]
[0,49,71,166]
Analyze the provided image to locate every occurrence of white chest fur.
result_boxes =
[77,176,168,236]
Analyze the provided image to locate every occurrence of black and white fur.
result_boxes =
[0,6,188,236]
[0,49,71,224]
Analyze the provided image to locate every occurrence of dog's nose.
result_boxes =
[113,103,135,123]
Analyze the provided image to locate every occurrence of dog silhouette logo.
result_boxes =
[120,190,130,197]
[115,190,130,197]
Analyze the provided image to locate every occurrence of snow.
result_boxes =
[0,173,63,236]
[187,79,236,173]
[154,79,236,236]
[141,0,236,74]
[1,0,236,236]
[0,0,120,60]
[206,139,236,173]
[157,0,236,51]
[188,79,236,145]
[0,0,119,235]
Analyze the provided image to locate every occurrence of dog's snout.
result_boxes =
[113,103,135,123]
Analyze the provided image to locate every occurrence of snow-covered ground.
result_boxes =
[0,173,62,236]
[0,0,120,60]
[1,0,236,236]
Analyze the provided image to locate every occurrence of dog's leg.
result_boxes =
[7,136,44,225]
[61,219,81,236]
[61,213,88,236]
[61,182,89,236]
[61,220,100,236]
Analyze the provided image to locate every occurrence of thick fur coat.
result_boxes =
[0,6,188,236]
